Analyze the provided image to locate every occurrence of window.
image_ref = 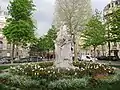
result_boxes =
[86,56,90,59]
[108,4,110,8]
[0,41,3,49]
[116,1,118,5]
[111,3,114,7]
[7,43,11,49]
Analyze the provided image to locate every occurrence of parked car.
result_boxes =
[13,56,30,63]
[107,56,119,61]
[80,55,97,62]
[97,56,107,60]
[2,56,12,62]
[0,59,10,64]
[29,56,43,62]
[97,56,119,61]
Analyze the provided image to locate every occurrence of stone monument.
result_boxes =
[55,23,73,68]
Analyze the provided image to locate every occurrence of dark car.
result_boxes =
[97,56,107,60]
[13,57,30,63]
[107,56,119,61]
[30,56,42,62]
[97,56,119,61]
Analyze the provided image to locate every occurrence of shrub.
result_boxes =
[9,61,53,76]
[0,70,120,90]
[48,76,90,90]
[0,72,12,84]
[100,70,120,83]
[9,61,116,81]
[73,61,115,77]
[0,73,45,90]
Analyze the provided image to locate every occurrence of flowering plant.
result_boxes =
[73,61,115,77]
[9,61,115,80]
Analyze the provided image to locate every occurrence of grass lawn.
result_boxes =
[0,64,16,71]
[0,66,11,71]
[110,65,120,68]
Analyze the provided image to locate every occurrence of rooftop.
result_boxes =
[104,0,120,11]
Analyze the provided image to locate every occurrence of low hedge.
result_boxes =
[0,70,120,90]
[9,61,115,81]
[0,61,119,90]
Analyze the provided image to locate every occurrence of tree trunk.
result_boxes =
[16,44,19,58]
[73,35,78,62]
[85,49,88,55]
[113,42,118,57]
[108,41,111,57]
[48,49,49,60]
[53,49,55,59]
[93,46,96,58]
[101,45,105,56]
[11,43,15,64]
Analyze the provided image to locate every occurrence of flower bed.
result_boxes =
[73,61,115,77]
[9,61,116,80]
[0,71,120,90]
[0,61,119,90]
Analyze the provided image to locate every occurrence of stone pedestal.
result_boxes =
[55,41,73,68]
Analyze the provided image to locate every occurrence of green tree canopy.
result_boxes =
[3,0,35,45]
[3,0,36,62]
[81,11,106,56]
[82,11,106,48]
[29,25,57,54]
[107,8,120,42]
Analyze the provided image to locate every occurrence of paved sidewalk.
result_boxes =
[0,60,54,66]
[96,60,120,66]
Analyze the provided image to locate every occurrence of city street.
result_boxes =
[96,60,120,66]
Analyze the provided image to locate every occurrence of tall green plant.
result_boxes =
[81,11,106,57]
[104,7,120,57]
[3,0,36,63]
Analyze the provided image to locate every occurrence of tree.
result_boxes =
[40,26,57,60]
[81,11,106,57]
[107,8,120,42]
[105,7,120,57]
[54,0,92,61]
[3,0,35,63]
[46,25,57,50]
[29,25,57,59]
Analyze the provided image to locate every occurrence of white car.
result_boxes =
[80,55,97,62]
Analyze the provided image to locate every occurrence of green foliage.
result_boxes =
[0,66,11,71]
[3,0,35,45]
[9,75,40,89]
[0,68,120,90]
[106,8,120,42]
[73,61,115,77]
[9,61,115,81]
[0,72,11,79]
[100,70,120,83]
[48,77,90,90]
[81,10,106,48]
[0,73,41,90]
[40,25,57,51]
[29,25,57,54]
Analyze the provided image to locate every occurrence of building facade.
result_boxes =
[78,0,120,57]
[103,0,120,57]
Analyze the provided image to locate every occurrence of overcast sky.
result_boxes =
[0,0,111,36]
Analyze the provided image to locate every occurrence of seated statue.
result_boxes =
[55,23,73,68]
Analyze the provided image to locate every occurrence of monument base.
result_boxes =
[55,59,74,68]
